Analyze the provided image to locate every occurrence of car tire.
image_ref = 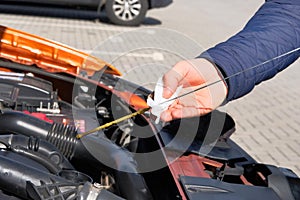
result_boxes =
[105,0,149,26]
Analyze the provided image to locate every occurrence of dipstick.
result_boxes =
[77,47,300,139]
[76,107,150,139]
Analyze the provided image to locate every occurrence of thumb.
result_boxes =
[162,62,188,99]
[162,75,179,99]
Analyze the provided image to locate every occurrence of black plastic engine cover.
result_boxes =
[180,176,281,200]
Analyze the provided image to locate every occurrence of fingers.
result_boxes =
[158,58,228,122]
[159,90,213,122]
[160,110,173,122]
[160,106,212,122]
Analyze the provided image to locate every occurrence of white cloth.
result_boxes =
[147,77,182,124]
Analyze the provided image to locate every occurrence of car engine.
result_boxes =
[0,25,299,200]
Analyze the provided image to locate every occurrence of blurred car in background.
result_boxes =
[1,0,173,25]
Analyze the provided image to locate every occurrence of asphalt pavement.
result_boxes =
[0,0,299,175]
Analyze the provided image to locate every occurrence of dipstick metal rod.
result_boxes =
[77,47,299,139]
[76,107,150,139]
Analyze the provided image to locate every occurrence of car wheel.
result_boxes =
[105,0,149,26]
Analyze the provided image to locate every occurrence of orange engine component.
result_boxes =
[0,25,121,76]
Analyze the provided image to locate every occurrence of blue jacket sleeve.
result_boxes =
[199,0,300,101]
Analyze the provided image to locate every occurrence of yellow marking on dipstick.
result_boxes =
[77,47,300,139]
[76,107,150,139]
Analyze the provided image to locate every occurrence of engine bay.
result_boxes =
[0,60,299,200]
[0,25,299,200]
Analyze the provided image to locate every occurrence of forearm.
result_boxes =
[200,0,300,101]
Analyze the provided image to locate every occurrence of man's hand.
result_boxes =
[160,58,228,121]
